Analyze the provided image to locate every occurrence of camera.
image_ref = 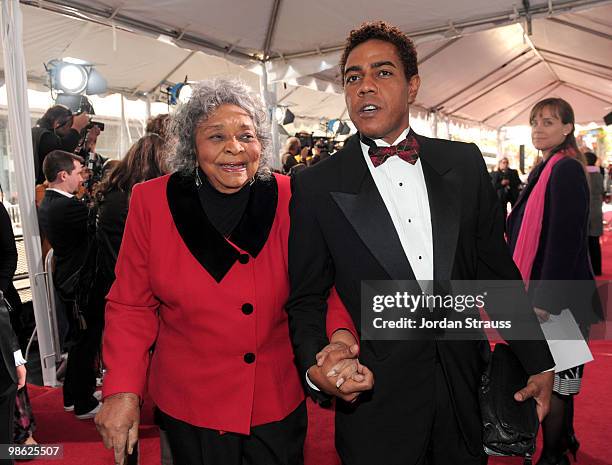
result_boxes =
[55,94,105,132]
[86,120,105,132]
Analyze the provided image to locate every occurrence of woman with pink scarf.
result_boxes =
[506,98,603,465]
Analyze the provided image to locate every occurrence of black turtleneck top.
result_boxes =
[196,169,251,237]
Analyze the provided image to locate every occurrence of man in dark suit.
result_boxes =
[1,202,26,465]
[38,150,100,420]
[286,22,555,465]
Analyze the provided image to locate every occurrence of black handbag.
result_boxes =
[479,343,539,465]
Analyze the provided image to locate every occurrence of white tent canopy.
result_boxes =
[11,0,612,127]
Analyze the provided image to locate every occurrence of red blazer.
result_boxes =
[103,172,348,434]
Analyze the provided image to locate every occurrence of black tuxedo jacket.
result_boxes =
[38,190,89,292]
[286,133,554,464]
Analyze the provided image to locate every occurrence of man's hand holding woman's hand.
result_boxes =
[308,330,374,403]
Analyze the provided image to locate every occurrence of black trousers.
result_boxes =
[160,401,307,465]
[419,362,487,465]
[339,361,487,465]
[0,364,17,465]
[62,292,105,414]
[588,235,602,276]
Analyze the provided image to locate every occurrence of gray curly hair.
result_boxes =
[167,78,271,178]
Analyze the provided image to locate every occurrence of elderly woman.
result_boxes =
[95,79,345,465]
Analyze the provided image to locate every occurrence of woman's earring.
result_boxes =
[195,168,202,188]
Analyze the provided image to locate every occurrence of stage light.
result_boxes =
[178,84,193,103]
[58,64,88,94]
[274,107,295,125]
[46,59,107,96]
[166,79,193,105]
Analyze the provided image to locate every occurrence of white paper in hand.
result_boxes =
[540,309,594,373]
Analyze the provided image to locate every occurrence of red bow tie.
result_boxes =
[365,133,420,167]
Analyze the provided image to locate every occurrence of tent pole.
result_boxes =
[431,112,438,138]
[0,0,58,386]
[535,47,612,73]
[145,95,151,121]
[260,63,281,170]
[548,17,612,41]
[545,59,612,81]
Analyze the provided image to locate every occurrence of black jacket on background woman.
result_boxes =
[506,155,603,327]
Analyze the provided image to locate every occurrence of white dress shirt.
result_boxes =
[360,127,433,281]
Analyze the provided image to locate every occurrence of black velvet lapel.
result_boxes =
[166,172,278,283]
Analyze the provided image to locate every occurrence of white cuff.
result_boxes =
[305,369,321,392]
[542,367,555,373]
[14,350,26,367]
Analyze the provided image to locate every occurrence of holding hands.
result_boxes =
[308,329,374,403]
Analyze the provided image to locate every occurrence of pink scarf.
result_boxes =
[511,152,566,284]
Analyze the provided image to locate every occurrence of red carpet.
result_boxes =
[25,233,612,465]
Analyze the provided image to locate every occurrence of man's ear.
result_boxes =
[407,75,421,104]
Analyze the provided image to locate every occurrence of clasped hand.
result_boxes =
[307,330,374,403]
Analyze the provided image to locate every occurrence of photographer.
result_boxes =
[77,125,107,196]
[32,105,90,185]
[491,157,521,214]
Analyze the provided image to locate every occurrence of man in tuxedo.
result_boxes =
[286,21,554,465]
[38,150,100,420]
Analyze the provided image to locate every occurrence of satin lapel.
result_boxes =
[417,135,460,282]
[330,136,415,281]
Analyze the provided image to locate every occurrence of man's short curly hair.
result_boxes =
[339,21,418,83]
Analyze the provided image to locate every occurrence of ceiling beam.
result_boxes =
[547,17,612,41]
[431,48,532,110]
[263,0,282,60]
[19,0,259,62]
[563,82,612,105]
[417,37,461,65]
[449,60,542,114]
[520,23,560,81]
[536,47,612,72]
[498,81,564,127]
[546,59,612,80]
[481,80,559,123]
